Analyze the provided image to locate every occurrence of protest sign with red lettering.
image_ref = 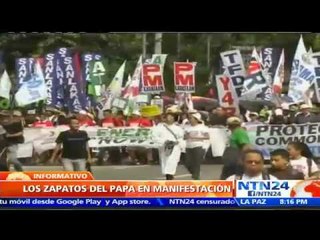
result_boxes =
[174,62,196,93]
[141,64,165,93]
[216,75,239,115]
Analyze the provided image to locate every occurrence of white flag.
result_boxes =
[273,49,285,94]
[103,61,126,110]
[288,35,308,102]
[15,61,48,106]
[0,70,11,99]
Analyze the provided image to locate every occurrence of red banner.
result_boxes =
[141,64,165,93]
[0,180,233,198]
[0,171,94,181]
[174,62,196,93]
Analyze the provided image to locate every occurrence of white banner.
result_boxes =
[246,123,320,159]
[216,75,239,116]
[220,50,246,97]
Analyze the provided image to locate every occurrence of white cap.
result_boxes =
[249,112,259,117]
[227,117,242,125]
[275,109,283,116]
[79,110,87,115]
[281,103,290,110]
[300,104,311,110]
[190,112,203,123]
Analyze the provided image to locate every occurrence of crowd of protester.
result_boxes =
[0,101,319,180]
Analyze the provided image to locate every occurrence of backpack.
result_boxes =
[235,171,270,180]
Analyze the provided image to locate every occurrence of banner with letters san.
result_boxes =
[1,175,319,208]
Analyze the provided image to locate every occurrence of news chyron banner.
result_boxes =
[0,172,319,209]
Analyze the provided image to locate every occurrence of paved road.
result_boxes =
[21,165,224,180]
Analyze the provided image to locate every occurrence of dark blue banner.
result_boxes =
[261,48,282,83]
[56,48,86,112]
[0,198,317,209]
[44,53,63,108]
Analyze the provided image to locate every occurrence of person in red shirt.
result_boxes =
[32,114,54,128]
[126,110,153,165]
[97,109,124,165]
[78,110,96,127]
[100,109,115,128]
[126,110,141,127]
[114,110,126,127]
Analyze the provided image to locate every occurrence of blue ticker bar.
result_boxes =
[0,198,318,208]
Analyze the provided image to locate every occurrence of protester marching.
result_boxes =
[0,33,320,180]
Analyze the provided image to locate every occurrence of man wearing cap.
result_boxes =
[184,112,210,180]
[220,116,251,179]
[294,104,316,124]
[245,112,262,125]
[152,109,185,180]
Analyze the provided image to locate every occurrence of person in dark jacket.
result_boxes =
[268,149,304,180]
[209,107,228,126]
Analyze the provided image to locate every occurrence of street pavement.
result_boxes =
[21,164,224,180]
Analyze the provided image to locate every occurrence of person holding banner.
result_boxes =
[184,112,210,180]
[49,117,92,171]
[152,110,185,180]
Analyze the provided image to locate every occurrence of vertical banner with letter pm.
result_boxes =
[174,62,196,93]
[141,64,165,94]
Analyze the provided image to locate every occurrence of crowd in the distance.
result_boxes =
[0,101,319,181]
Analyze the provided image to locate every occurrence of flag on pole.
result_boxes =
[0,70,11,100]
[101,61,126,110]
[273,49,285,94]
[15,60,48,106]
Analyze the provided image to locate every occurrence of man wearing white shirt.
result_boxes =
[184,112,210,180]
[227,149,277,180]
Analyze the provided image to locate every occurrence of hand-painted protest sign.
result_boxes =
[90,127,158,148]
[220,50,246,97]
[246,123,320,159]
[216,75,239,116]
[141,64,165,93]
[174,62,196,93]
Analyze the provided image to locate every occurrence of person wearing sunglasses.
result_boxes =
[226,149,277,180]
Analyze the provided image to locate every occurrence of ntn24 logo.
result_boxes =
[238,181,290,191]
[236,180,320,197]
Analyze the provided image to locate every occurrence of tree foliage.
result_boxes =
[0,33,317,95]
